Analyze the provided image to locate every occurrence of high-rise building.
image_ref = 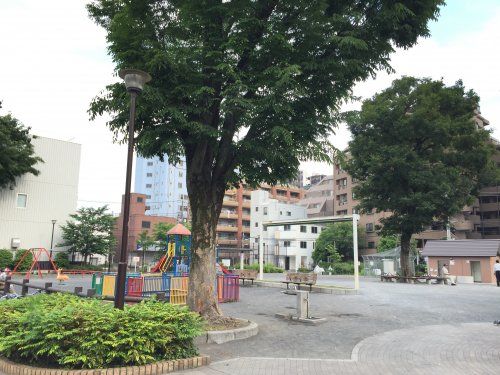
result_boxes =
[299,175,334,217]
[134,155,189,221]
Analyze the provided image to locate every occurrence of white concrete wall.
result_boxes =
[250,190,322,270]
[0,136,80,259]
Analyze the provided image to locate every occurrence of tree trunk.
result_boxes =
[186,178,225,319]
[400,232,413,279]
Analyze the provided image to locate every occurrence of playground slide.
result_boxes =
[152,255,166,273]
[218,263,232,275]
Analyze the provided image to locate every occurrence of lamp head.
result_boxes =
[52,219,57,225]
[118,69,151,93]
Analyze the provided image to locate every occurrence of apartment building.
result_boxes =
[299,175,334,217]
[250,190,322,270]
[217,184,304,253]
[0,136,80,252]
[333,111,499,253]
[114,193,177,265]
[134,155,189,221]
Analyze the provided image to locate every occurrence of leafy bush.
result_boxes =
[245,263,284,273]
[0,293,203,369]
[12,249,33,271]
[297,267,311,273]
[318,261,363,275]
[54,252,70,269]
[0,249,13,269]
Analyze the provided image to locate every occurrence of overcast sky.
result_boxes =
[1,1,499,214]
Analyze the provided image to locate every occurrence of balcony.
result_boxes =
[478,202,500,211]
[217,239,238,246]
[222,200,239,207]
[242,214,251,221]
[241,227,250,233]
[220,212,239,220]
[217,225,238,232]
[242,200,251,208]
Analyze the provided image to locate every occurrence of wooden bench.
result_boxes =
[232,269,258,286]
[381,275,447,284]
[282,272,317,292]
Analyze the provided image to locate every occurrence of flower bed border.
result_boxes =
[0,355,210,375]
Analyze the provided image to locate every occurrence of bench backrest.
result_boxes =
[233,269,258,279]
[286,272,317,284]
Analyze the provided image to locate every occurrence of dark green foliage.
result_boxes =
[0,249,13,269]
[0,104,43,189]
[312,223,365,262]
[152,222,175,251]
[59,206,116,264]
[12,250,33,271]
[54,252,70,269]
[318,261,362,275]
[345,77,496,276]
[0,294,203,369]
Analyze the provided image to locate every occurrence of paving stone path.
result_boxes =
[176,323,500,374]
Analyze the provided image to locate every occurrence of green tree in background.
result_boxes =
[345,77,495,277]
[137,230,156,269]
[87,0,443,318]
[152,222,176,251]
[376,235,399,253]
[54,252,70,269]
[0,249,13,269]
[59,206,116,265]
[12,250,33,271]
[312,223,365,263]
[0,103,43,189]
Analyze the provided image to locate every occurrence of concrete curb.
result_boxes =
[254,280,359,295]
[200,319,259,344]
[0,355,210,375]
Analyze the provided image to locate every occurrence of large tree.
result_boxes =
[345,77,495,277]
[59,206,117,265]
[0,103,43,189]
[312,222,365,263]
[87,0,443,318]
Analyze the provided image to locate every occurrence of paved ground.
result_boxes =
[175,275,500,374]
[5,274,500,374]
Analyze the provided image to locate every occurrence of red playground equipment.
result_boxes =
[11,248,58,279]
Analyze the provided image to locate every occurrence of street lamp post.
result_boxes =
[115,69,151,310]
[50,219,57,260]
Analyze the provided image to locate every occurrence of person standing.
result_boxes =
[494,260,500,287]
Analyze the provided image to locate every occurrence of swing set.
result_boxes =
[11,248,58,279]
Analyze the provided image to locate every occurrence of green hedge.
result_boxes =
[54,252,70,268]
[245,263,284,273]
[0,294,203,369]
[12,249,33,271]
[318,261,363,275]
[0,249,13,269]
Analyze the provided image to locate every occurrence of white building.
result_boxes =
[134,155,189,221]
[250,190,323,271]
[0,136,81,254]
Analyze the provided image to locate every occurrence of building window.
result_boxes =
[300,241,307,249]
[284,224,291,231]
[146,173,153,177]
[352,192,356,199]
[146,184,152,188]
[146,195,151,199]
[137,197,143,203]
[366,223,374,232]
[255,222,258,227]
[178,183,182,188]
[16,194,27,208]
[311,226,318,234]
[142,221,151,229]
[368,241,375,249]
[286,211,291,216]
[263,207,268,215]
[179,172,183,177]
[284,240,291,247]
[300,226,307,233]
[147,162,153,166]
[145,206,150,211]
[255,207,259,212]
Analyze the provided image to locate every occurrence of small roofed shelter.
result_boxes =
[422,240,500,284]
[362,247,416,276]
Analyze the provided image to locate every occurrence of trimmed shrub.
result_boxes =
[54,252,70,269]
[12,249,33,271]
[0,293,203,369]
[245,263,284,273]
[0,249,13,269]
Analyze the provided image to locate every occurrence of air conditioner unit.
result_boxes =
[11,238,21,249]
